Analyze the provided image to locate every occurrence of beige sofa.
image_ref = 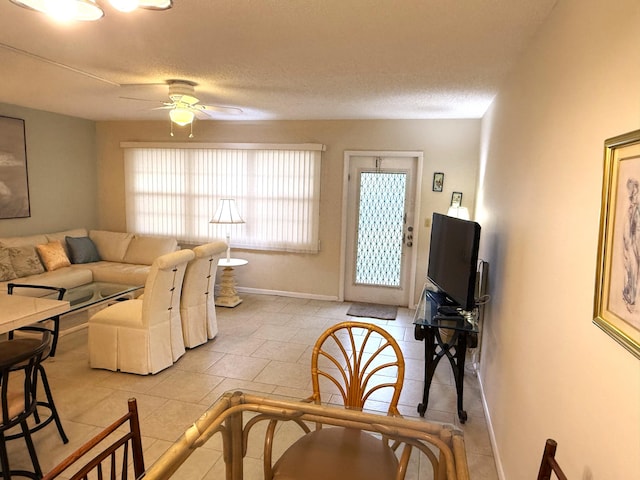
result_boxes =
[0,228,178,295]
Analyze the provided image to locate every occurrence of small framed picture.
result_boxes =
[432,172,444,192]
[451,192,462,207]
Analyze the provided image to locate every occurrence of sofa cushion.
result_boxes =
[66,236,101,264]
[0,234,48,248]
[1,266,94,296]
[123,236,178,265]
[9,245,45,277]
[73,261,150,286]
[36,241,72,271]
[0,248,17,281]
[46,228,89,257]
[89,230,133,262]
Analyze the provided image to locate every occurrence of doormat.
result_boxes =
[346,303,398,320]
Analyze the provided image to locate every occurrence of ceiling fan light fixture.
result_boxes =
[138,0,172,10]
[109,0,138,12]
[10,0,104,21]
[170,107,195,126]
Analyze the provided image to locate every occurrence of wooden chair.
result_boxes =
[180,240,226,348]
[42,398,145,480]
[0,332,51,480]
[537,438,568,480]
[263,321,411,480]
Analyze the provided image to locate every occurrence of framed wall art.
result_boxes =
[594,129,640,359]
[0,115,30,219]
[451,191,463,207]
[432,172,444,192]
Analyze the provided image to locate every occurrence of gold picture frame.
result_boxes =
[594,129,640,359]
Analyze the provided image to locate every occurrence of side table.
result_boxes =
[413,286,478,423]
[216,258,248,307]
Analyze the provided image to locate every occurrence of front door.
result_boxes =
[343,152,420,306]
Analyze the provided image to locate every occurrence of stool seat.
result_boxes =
[0,338,42,363]
[1,337,68,445]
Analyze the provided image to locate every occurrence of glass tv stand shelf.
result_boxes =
[413,284,479,423]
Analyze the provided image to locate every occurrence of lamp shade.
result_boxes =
[210,199,245,224]
[447,206,470,220]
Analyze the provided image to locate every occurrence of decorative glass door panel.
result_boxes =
[355,172,407,287]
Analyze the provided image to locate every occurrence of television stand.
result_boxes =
[437,305,461,316]
[413,285,478,423]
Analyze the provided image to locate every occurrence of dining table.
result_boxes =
[0,294,70,335]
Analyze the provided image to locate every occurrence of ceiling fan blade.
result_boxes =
[198,104,243,115]
[119,96,167,105]
[150,105,175,111]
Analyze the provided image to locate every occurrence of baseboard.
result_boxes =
[477,370,506,480]
[234,286,339,302]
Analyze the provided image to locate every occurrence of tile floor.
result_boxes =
[5,293,498,479]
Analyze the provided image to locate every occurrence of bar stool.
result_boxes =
[0,332,50,479]
[6,284,69,444]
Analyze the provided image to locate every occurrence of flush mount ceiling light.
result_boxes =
[9,0,171,21]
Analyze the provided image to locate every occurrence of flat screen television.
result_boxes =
[427,213,481,312]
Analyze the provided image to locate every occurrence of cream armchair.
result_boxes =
[88,249,195,375]
[180,241,227,348]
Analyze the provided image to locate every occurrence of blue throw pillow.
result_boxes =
[66,236,101,264]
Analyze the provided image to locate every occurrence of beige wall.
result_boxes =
[0,103,97,237]
[96,119,480,302]
[477,0,640,477]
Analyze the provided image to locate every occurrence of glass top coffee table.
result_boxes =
[57,282,143,313]
[36,282,143,335]
[10,281,143,313]
[6,281,143,343]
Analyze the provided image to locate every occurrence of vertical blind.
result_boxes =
[123,143,323,253]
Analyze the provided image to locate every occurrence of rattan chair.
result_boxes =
[263,321,411,480]
[0,332,51,480]
[42,398,145,480]
[537,438,567,480]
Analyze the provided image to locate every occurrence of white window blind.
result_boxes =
[123,143,323,253]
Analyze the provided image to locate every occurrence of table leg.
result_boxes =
[452,332,469,423]
[216,266,243,307]
[415,325,470,423]
[416,325,440,417]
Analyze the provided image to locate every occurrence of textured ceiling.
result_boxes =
[0,0,557,122]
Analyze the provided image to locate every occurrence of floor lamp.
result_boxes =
[210,198,245,262]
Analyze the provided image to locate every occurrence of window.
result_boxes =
[123,143,324,253]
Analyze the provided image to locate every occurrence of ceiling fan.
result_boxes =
[122,80,242,136]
